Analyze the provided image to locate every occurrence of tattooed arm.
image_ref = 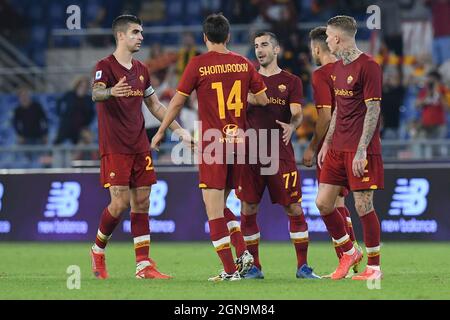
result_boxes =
[92,83,111,102]
[352,100,381,177]
[146,92,195,152]
[144,94,183,133]
[150,92,188,151]
[92,76,131,102]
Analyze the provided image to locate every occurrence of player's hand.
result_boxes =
[178,128,197,152]
[302,145,315,167]
[317,142,329,169]
[110,76,132,97]
[151,131,165,152]
[275,120,295,146]
[352,148,367,178]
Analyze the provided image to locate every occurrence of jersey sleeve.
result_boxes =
[248,62,267,95]
[93,60,110,88]
[177,58,198,97]
[361,60,382,103]
[144,67,155,98]
[289,75,303,107]
[312,71,332,108]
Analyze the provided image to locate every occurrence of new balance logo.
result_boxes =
[44,182,81,218]
[149,180,168,217]
[389,178,429,216]
[301,178,320,216]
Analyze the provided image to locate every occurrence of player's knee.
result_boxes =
[132,197,150,213]
[315,198,334,214]
[242,202,258,215]
[285,203,303,216]
[108,201,130,216]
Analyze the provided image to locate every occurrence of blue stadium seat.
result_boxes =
[31,26,47,46]
[28,2,46,23]
[86,1,102,23]
[166,0,183,21]
[49,2,66,27]
[183,1,202,26]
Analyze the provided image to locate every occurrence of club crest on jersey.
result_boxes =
[278,84,287,93]
[223,124,239,137]
[110,172,116,179]
[139,75,144,82]
[347,75,353,84]
[331,75,336,81]
[95,70,102,80]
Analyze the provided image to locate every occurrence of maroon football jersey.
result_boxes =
[331,53,382,154]
[312,62,336,112]
[312,61,336,153]
[177,51,266,154]
[247,70,303,160]
[93,54,154,156]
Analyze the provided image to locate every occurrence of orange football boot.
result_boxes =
[331,249,363,280]
[135,258,172,279]
[90,249,108,279]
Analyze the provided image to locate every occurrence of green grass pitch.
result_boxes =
[0,242,449,299]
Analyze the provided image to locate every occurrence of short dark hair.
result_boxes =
[327,15,357,36]
[309,26,329,51]
[112,14,142,40]
[428,70,442,81]
[254,31,279,47]
[203,13,230,44]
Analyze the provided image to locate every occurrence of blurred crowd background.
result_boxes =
[0,0,449,168]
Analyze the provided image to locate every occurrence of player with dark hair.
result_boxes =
[305,26,362,278]
[151,13,269,281]
[316,15,384,280]
[235,31,320,280]
[90,14,189,279]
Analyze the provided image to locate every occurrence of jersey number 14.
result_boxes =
[211,80,243,119]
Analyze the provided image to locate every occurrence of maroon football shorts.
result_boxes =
[236,159,302,206]
[100,152,157,189]
[319,149,384,191]
[316,159,349,197]
[198,161,242,190]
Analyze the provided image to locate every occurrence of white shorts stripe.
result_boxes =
[133,235,150,244]
[366,246,380,253]
[244,233,260,242]
[212,236,231,248]
[227,221,240,231]
[334,234,350,244]
[290,231,309,239]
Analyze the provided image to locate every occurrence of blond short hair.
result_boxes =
[327,15,357,37]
